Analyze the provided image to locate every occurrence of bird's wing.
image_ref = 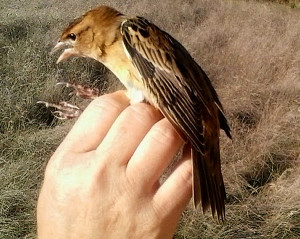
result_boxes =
[121,16,226,219]
[121,17,212,151]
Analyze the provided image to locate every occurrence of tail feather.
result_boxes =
[217,105,232,139]
[191,140,226,221]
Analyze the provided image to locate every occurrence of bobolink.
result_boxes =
[52,6,231,220]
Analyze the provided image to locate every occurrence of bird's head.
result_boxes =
[51,6,124,63]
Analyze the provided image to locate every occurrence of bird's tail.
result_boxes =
[191,138,226,221]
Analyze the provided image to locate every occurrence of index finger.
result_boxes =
[58,91,129,153]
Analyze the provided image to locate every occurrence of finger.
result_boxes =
[154,146,192,214]
[58,91,129,153]
[126,118,184,189]
[96,103,163,165]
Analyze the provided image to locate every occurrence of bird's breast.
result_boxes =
[101,42,156,106]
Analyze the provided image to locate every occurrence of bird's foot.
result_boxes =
[37,101,82,119]
[56,82,100,99]
[38,82,100,119]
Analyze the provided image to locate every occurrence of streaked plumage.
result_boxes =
[52,6,231,220]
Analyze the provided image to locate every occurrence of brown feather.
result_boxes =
[54,6,231,220]
[121,16,230,219]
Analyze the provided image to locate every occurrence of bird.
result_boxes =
[51,5,232,221]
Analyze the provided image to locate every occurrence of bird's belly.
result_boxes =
[104,60,155,105]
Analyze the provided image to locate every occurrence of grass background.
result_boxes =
[0,0,299,238]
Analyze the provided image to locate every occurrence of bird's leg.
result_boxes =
[37,82,101,120]
[37,101,83,119]
[56,82,100,99]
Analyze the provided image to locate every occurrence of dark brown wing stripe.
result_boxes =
[121,16,230,220]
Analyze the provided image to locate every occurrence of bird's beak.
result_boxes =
[51,41,66,55]
[51,41,79,64]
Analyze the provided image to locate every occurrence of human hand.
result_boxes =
[37,90,192,239]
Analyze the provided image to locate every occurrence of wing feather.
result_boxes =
[121,16,230,220]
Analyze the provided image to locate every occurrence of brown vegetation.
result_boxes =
[0,0,299,238]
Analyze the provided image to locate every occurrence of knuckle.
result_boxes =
[129,103,161,121]
[150,119,181,145]
[45,150,70,175]
[177,159,193,184]
[89,93,127,114]
[120,103,162,127]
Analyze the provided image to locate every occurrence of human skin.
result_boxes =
[37,91,192,239]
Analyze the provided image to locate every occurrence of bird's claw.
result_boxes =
[56,82,100,99]
[37,101,82,119]
[38,82,100,120]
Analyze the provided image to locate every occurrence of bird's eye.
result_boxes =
[68,33,76,41]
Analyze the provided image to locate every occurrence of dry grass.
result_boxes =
[0,0,299,238]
